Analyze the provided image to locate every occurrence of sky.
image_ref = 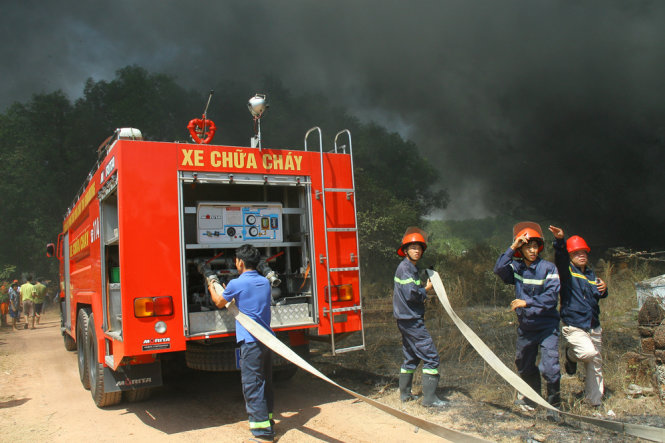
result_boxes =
[2,0,665,248]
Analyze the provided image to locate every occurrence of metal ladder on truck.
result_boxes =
[305,127,366,356]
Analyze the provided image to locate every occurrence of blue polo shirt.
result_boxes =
[222,270,274,343]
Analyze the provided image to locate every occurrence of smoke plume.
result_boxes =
[2,0,665,248]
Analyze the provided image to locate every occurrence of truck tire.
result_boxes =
[185,342,237,372]
[87,313,122,408]
[77,309,91,389]
[123,388,152,403]
[273,343,309,382]
[272,365,298,382]
[63,332,77,351]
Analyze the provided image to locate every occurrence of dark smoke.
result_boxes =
[2,1,665,249]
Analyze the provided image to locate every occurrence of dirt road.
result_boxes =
[0,311,448,443]
[3,310,664,442]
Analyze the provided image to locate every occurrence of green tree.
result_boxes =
[0,265,16,280]
[74,65,203,143]
[353,124,448,282]
[0,91,79,275]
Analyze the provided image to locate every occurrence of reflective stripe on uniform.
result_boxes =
[400,368,415,374]
[569,266,598,285]
[394,276,421,285]
[249,420,272,429]
[513,273,559,285]
[422,368,439,375]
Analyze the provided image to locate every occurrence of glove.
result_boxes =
[197,262,219,285]
[210,281,225,297]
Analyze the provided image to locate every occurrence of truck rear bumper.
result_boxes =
[187,302,313,336]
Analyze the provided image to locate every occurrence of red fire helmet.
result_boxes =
[566,235,590,253]
[397,227,428,257]
[512,221,544,258]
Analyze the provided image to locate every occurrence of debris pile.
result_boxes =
[636,296,665,399]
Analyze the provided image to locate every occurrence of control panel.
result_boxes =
[197,202,283,244]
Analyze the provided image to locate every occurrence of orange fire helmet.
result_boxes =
[397,227,428,257]
[566,235,590,254]
[512,221,544,258]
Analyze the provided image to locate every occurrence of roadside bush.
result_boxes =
[434,243,514,308]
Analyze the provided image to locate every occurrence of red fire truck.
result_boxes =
[47,100,365,407]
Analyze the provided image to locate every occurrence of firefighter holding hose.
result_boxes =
[393,227,448,408]
[200,244,276,442]
[494,222,562,421]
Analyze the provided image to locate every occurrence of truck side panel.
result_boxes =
[65,183,102,336]
[117,142,185,357]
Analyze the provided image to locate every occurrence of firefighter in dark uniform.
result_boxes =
[203,244,275,442]
[549,225,608,406]
[394,227,447,408]
[494,222,562,421]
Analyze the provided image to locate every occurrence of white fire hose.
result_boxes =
[226,270,665,442]
[228,301,489,442]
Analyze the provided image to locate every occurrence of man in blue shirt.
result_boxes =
[549,226,608,407]
[393,227,447,408]
[205,244,275,442]
[494,222,561,420]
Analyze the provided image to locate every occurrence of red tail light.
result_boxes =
[153,296,174,315]
[328,287,338,302]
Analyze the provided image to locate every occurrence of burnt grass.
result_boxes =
[307,298,665,442]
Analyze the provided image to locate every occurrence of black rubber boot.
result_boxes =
[522,372,541,408]
[421,374,449,408]
[564,343,577,375]
[399,372,419,402]
[546,380,562,422]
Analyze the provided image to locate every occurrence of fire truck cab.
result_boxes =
[48,109,365,407]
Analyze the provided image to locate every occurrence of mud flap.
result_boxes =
[103,361,162,392]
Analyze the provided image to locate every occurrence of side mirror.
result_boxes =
[46,243,55,258]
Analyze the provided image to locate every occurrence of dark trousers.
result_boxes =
[240,341,274,439]
[515,327,561,384]
[397,318,440,371]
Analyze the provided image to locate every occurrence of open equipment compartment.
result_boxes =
[100,183,122,337]
[178,171,318,336]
